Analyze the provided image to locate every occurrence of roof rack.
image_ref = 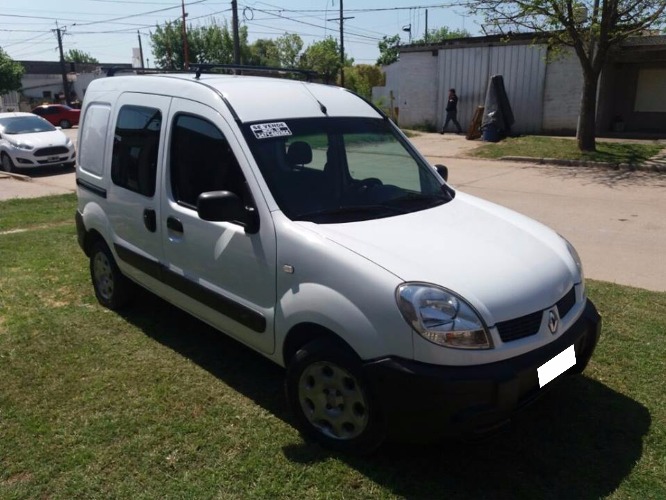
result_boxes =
[191,64,318,82]
[102,64,319,82]
[102,66,191,77]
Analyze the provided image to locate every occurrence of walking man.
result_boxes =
[440,88,463,134]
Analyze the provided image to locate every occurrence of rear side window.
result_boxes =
[79,103,111,176]
[111,105,161,197]
[170,114,245,208]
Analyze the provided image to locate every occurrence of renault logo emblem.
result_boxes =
[548,310,559,334]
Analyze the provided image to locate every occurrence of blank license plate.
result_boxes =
[538,345,576,388]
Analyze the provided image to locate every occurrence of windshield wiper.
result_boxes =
[386,192,449,207]
[296,204,407,221]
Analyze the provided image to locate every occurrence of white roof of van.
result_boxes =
[87,73,383,123]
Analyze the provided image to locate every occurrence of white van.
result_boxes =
[75,71,601,453]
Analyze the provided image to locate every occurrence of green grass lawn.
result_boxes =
[1,194,665,498]
[471,136,663,165]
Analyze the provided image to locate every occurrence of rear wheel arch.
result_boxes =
[82,228,106,257]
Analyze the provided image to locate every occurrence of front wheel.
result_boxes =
[59,119,71,129]
[1,153,15,173]
[285,338,386,454]
[89,240,133,309]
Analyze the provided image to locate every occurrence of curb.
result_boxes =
[499,156,666,172]
[0,171,33,182]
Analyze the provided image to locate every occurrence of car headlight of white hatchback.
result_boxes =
[8,140,33,151]
[396,283,492,349]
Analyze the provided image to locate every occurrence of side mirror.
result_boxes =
[197,190,259,234]
[435,164,448,182]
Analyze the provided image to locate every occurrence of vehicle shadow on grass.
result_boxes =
[285,377,651,499]
[120,290,650,500]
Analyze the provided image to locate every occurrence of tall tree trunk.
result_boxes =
[577,71,600,152]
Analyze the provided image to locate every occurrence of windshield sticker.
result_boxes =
[251,122,292,139]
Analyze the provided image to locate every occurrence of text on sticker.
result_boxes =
[251,122,292,139]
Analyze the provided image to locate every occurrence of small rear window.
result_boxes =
[79,103,111,176]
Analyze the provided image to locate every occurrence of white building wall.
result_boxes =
[395,52,439,128]
[542,48,583,133]
[19,72,102,102]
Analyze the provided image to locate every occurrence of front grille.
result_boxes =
[496,287,577,343]
[556,287,576,318]
[496,311,542,342]
[35,146,69,157]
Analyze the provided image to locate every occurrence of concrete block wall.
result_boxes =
[542,48,583,134]
[395,52,439,128]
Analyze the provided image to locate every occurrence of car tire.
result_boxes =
[285,338,386,454]
[89,240,133,310]
[1,153,15,173]
[59,119,71,129]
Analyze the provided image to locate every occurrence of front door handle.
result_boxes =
[143,208,156,232]
[167,216,184,233]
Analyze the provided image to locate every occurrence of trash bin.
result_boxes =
[482,123,499,142]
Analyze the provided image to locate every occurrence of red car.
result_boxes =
[31,104,80,129]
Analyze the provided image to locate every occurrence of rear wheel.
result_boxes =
[89,240,133,309]
[1,153,15,173]
[59,119,71,129]
[286,338,386,454]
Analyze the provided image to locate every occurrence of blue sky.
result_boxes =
[1,1,482,65]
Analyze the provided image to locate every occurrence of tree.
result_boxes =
[468,0,666,151]
[65,49,99,64]
[150,19,250,69]
[275,33,303,67]
[247,34,303,68]
[344,64,385,99]
[377,34,401,66]
[300,37,352,84]
[0,48,23,95]
[248,38,280,67]
[412,26,471,44]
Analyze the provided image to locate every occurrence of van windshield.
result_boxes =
[242,117,452,223]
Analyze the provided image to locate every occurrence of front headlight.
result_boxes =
[8,140,33,151]
[396,283,492,349]
[562,237,585,295]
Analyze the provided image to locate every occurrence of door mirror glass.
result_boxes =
[435,164,448,182]
[197,190,259,233]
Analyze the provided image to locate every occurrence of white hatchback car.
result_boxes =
[75,71,601,453]
[0,112,76,173]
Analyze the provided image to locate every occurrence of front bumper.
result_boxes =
[364,299,601,441]
[10,150,76,168]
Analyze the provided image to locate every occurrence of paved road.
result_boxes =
[1,130,664,292]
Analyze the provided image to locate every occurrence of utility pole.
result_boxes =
[231,0,240,64]
[137,31,145,70]
[181,0,189,69]
[425,10,429,43]
[327,0,353,87]
[55,23,69,104]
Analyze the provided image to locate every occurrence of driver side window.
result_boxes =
[170,114,246,209]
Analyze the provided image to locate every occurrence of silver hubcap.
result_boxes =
[298,361,369,440]
[93,251,114,300]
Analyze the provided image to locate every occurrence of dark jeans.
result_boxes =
[443,111,462,133]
